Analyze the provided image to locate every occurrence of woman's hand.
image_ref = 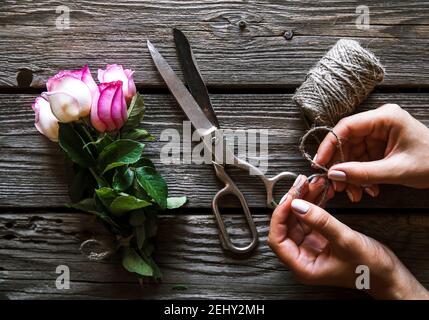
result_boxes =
[268,175,429,299]
[314,104,429,202]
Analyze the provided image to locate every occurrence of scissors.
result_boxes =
[147,29,297,254]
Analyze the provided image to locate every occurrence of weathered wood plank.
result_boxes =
[1,93,429,208]
[0,1,429,88]
[0,211,428,299]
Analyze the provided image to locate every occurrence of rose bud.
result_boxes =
[31,96,59,142]
[43,65,98,123]
[91,81,128,132]
[98,64,136,103]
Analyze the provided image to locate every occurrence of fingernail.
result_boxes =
[346,189,355,202]
[328,170,347,182]
[332,181,338,191]
[311,154,318,168]
[293,174,305,187]
[310,176,320,184]
[279,193,289,205]
[291,199,310,214]
[364,187,376,197]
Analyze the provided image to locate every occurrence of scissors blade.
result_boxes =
[173,28,220,128]
[147,40,217,136]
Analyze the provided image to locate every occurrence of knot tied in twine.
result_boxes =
[299,126,345,205]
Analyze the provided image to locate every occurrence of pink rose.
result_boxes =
[43,65,98,122]
[32,96,59,142]
[91,81,128,132]
[98,64,136,103]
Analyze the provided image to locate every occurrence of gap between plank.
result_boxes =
[1,85,429,95]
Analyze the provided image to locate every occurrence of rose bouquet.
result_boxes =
[32,64,186,279]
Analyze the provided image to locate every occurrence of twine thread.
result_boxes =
[293,39,384,127]
[293,39,384,205]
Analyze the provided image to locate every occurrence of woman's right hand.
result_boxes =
[314,104,429,202]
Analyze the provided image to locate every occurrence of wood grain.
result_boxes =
[0,1,428,88]
[2,93,429,208]
[0,211,428,299]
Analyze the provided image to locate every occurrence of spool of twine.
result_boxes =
[293,39,385,127]
[292,39,384,205]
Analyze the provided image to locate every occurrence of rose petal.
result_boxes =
[110,81,127,128]
[43,91,80,123]
[32,96,59,141]
[50,76,92,117]
[97,82,119,131]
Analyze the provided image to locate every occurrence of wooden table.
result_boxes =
[1,1,428,299]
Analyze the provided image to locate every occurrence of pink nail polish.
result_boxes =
[310,176,320,184]
[311,154,318,168]
[293,174,304,187]
[364,187,376,197]
[328,170,347,182]
[291,199,310,214]
[346,189,355,202]
[279,193,289,205]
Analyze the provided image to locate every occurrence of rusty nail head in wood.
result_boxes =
[283,30,294,40]
[238,20,247,29]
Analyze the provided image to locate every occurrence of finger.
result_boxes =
[269,237,301,271]
[269,195,293,244]
[307,176,327,203]
[328,158,399,185]
[270,175,309,243]
[315,109,384,167]
[290,199,356,246]
[289,174,309,200]
[316,183,335,207]
[331,180,347,192]
[364,184,379,198]
[345,184,363,203]
[269,196,301,269]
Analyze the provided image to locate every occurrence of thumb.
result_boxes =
[290,199,355,245]
[328,158,398,185]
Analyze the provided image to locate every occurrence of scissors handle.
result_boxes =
[232,155,298,208]
[212,162,258,254]
[211,152,297,254]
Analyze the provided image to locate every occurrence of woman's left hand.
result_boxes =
[268,175,429,299]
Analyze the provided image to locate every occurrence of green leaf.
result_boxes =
[167,196,187,209]
[122,247,153,277]
[129,211,146,227]
[112,167,134,191]
[132,179,152,202]
[110,195,151,216]
[145,255,162,280]
[97,139,144,173]
[84,133,114,153]
[122,93,145,132]
[132,157,155,169]
[68,197,122,232]
[69,168,95,202]
[135,225,146,249]
[122,128,155,141]
[95,187,117,208]
[135,167,168,209]
[68,198,99,215]
[58,123,95,168]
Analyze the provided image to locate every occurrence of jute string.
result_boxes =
[293,39,384,127]
[294,39,384,205]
